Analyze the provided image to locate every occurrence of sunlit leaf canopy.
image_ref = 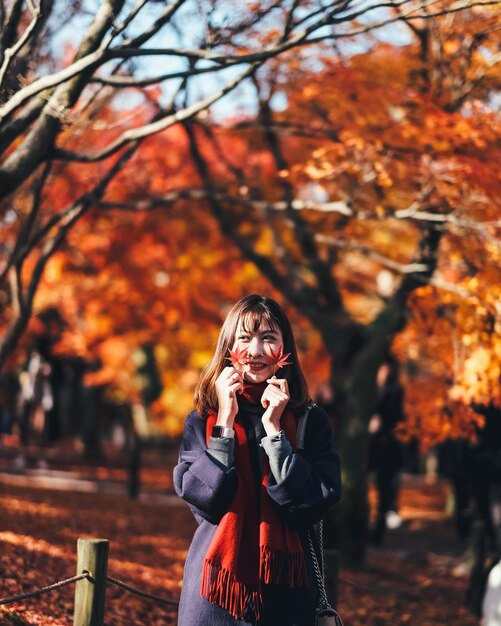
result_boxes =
[0,0,499,442]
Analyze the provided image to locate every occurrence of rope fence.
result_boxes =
[0,538,179,626]
[1,538,344,625]
[0,572,90,606]
[106,574,179,607]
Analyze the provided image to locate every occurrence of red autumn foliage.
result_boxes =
[227,346,250,370]
[266,346,292,370]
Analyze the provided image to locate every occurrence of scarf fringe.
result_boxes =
[260,545,308,587]
[201,560,262,621]
[203,408,307,621]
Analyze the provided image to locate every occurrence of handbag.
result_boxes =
[307,522,344,626]
[297,404,344,626]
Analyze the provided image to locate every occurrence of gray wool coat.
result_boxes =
[173,403,342,626]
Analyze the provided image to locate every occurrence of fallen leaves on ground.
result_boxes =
[0,470,478,625]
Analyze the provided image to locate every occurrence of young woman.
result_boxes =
[174,294,341,626]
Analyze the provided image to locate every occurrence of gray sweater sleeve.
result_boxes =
[260,431,293,483]
[207,436,235,469]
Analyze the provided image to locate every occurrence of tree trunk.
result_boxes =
[325,338,390,565]
[331,391,372,564]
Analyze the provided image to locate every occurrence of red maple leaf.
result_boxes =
[267,346,292,369]
[227,346,249,369]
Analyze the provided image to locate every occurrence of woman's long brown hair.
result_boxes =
[194,294,310,418]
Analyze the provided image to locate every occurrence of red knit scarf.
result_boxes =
[202,380,307,621]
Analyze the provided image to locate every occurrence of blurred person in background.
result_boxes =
[0,372,18,446]
[14,347,54,470]
[13,310,64,470]
[368,357,405,546]
[472,403,501,558]
[439,438,475,544]
[467,401,501,620]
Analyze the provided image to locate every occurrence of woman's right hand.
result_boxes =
[215,367,243,426]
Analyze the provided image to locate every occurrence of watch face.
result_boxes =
[212,426,224,437]
[212,425,234,438]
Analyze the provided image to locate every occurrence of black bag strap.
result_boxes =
[308,517,345,625]
[296,402,315,450]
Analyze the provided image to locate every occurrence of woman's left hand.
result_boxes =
[261,376,290,435]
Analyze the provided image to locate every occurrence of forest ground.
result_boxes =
[0,445,480,626]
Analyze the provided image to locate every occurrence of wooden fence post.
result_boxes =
[74,538,109,626]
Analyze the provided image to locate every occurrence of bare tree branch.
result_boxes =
[311,0,501,41]
[183,118,329,324]
[0,161,52,287]
[0,94,46,153]
[314,232,430,274]
[255,81,347,314]
[0,138,141,368]
[1,0,24,57]
[0,0,127,201]
[95,187,500,233]
[316,233,495,307]
[106,0,151,46]
[52,62,261,162]
[1,0,390,201]
[449,49,501,111]
[0,0,42,89]
[0,0,447,125]
[0,69,194,292]
[90,61,243,88]
[368,226,443,337]
[282,0,304,41]
[10,261,24,320]
[0,43,106,123]
[117,0,187,50]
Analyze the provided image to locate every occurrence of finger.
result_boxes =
[263,388,287,403]
[265,383,284,395]
[218,367,233,382]
[266,381,288,396]
[266,377,287,389]
[228,381,243,397]
[223,367,242,381]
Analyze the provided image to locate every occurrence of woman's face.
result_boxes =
[232,318,284,383]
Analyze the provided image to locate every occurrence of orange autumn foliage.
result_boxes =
[3,4,499,445]
[184,8,501,444]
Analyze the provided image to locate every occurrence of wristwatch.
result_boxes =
[211,425,235,439]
